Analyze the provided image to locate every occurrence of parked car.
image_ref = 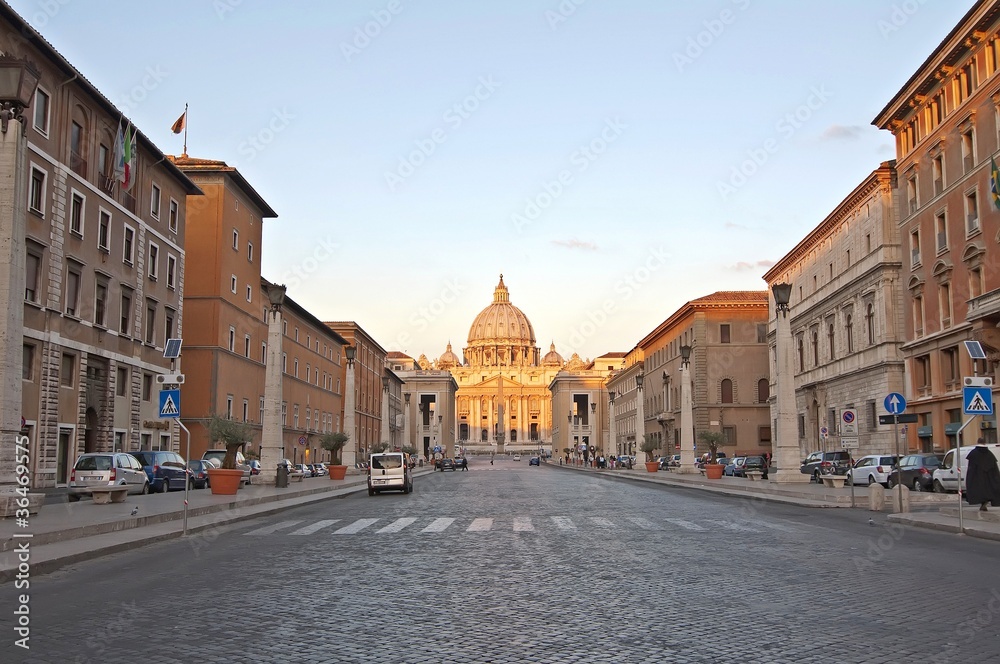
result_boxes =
[737,455,765,477]
[440,458,456,471]
[933,444,1000,493]
[888,453,944,491]
[313,462,327,475]
[133,450,188,493]
[529,456,540,466]
[723,456,747,476]
[202,449,252,485]
[186,459,214,489]
[292,463,310,476]
[847,454,899,487]
[68,453,150,501]
[800,450,851,482]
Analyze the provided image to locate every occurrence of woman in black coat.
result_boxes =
[966,440,1000,512]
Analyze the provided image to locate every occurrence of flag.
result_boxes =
[122,123,136,193]
[112,121,125,184]
[991,156,1000,211]
[170,110,186,134]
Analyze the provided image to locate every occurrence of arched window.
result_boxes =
[845,314,854,353]
[510,429,517,442]
[721,379,734,404]
[866,303,876,344]
[812,331,819,366]
[758,378,770,402]
[828,323,835,360]
[797,335,804,371]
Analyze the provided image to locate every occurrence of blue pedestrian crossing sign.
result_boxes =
[963,386,994,415]
[884,393,906,415]
[159,389,180,418]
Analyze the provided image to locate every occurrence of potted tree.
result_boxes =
[640,435,660,472]
[206,415,253,494]
[321,432,349,480]
[698,431,727,480]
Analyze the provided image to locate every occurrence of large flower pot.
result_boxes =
[328,464,348,480]
[206,468,243,495]
[704,463,725,480]
[644,461,660,473]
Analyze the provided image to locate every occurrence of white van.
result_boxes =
[932,443,1000,493]
[368,452,413,495]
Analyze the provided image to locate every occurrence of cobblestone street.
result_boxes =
[4,459,1000,663]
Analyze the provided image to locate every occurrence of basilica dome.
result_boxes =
[542,342,564,367]
[465,275,540,367]
[437,341,462,369]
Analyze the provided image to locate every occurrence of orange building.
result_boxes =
[325,322,387,460]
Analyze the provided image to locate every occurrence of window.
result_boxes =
[98,143,109,180]
[166,254,176,289]
[32,87,50,134]
[942,346,960,385]
[61,353,74,387]
[914,355,931,389]
[232,229,239,250]
[939,283,952,328]
[94,280,108,327]
[64,264,81,317]
[932,155,944,195]
[294,359,299,377]
[228,326,235,352]
[226,396,233,419]
[935,211,948,252]
[70,120,87,178]
[720,324,731,344]
[120,290,132,335]
[25,250,41,303]
[116,366,128,397]
[721,379,733,404]
[123,224,135,265]
[164,308,175,341]
[827,323,835,361]
[142,373,153,401]
[910,230,921,267]
[247,242,253,263]
[812,329,819,366]
[230,275,237,293]
[148,242,159,281]
[961,128,975,173]
[246,285,252,302]
[866,303,876,345]
[757,378,769,402]
[259,397,265,424]
[168,199,179,232]
[98,209,111,251]
[150,184,161,219]
[145,300,156,344]
[970,266,984,298]
[261,342,266,363]
[965,190,979,234]
[796,335,804,371]
[23,344,34,381]
[293,405,299,428]
[244,335,251,358]
[243,399,249,422]
[906,173,917,214]
[912,294,924,337]
[70,191,84,236]
[28,167,45,216]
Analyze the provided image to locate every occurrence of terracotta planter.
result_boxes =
[328,464,348,480]
[644,461,660,472]
[704,463,725,480]
[206,468,243,495]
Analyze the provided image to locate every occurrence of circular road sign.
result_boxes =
[884,392,907,415]
[842,411,856,424]
[820,426,828,436]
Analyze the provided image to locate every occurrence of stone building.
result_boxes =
[763,162,907,458]
[325,321,388,460]
[873,0,1000,447]
[549,353,621,461]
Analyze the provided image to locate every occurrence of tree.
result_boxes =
[320,432,349,466]
[207,415,253,470]
[371,441,390,454]
[639,434,659,462]
[697,430,726,464]
[401,445,417,457]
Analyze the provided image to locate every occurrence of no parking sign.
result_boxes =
[841,409,858,436]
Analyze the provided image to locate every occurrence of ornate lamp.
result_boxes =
[680,345,691,368]
[772,282,792,315]
[0,55,41,134]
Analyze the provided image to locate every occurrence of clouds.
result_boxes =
[821,124,864,140]
[731,259,774,272]
[552,238,598,251]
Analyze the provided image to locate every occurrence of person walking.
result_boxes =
[461,457,468,471]
[966,438,1000,512]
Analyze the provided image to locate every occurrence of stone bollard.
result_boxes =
[868,483,885,512]
[887,485,910,513]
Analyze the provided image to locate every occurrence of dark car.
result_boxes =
[133,450,188,493]
[529,456,540,466]
[888,453,944,492]
[440,458,456,471]
[800,450,851,482]
[186,459,214,489]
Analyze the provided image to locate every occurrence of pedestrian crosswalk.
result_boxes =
[241,515,803,537]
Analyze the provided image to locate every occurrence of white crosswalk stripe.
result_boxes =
[467,518,493,532]
[422,517,454,533]
[377,518,417,533]
[513,517,534,531]
[664,518,707,531]
[243,520,304,536]
[624,517,658,530]
[334,518,379,534]
[551,516,576,530]
[589,517,616,527]
[289,519,339,535]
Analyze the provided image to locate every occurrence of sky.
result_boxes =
[7,0,977,362]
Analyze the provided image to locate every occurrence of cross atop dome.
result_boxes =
[493,274,509,304]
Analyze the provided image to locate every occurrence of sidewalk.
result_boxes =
[553,461,1000,542]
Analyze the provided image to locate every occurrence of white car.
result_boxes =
[846,454,898,487]
[513,454,522,461]
[932,444,1000,493]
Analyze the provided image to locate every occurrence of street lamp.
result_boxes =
[343,346,357,468]
[380,375,390,450]
[770,282,805,482]
[608,390,617,457]
[635,369,645,461]
[259,283,286,486]
[0,55,41,135]
[677,345,695,473]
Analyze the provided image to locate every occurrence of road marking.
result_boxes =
[467,518,493,531]
[589,517,616,527]
[551,516,576,530]
[664,518,707,531]
[623,517,658,530]
[513,517,534,531]
[243,520,303,536]
[334,518,379,534]
[289,519,339,535]
[746,519,798,533]
[706,519,759,532]
[377,518,417,533]
[422,517,454,533]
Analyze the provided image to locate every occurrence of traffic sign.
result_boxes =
[158,389,180,418]
[841,437,859,449]
[298,435,307,445]
[963,386,994,415]
[820,426,828,436]
[841,409,858,436]
[884,393,906,415]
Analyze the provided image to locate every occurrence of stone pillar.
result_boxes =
[258,300,284,485]
[403,393,411,454]
[343,358,357,467]
[608,392,616,461]
[635,378,645,464]
[677,361,697,473]
[380,383,389,448]
[773,303,808,483]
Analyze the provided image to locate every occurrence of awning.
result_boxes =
[944,422,962,435]
[917,426,933,438]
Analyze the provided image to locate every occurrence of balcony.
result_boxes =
[98,173,115,194]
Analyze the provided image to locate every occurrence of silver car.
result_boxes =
[68,453,150,501]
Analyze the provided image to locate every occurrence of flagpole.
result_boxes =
[182,102,189,157]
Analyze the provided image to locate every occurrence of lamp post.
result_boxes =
[590,401,598,463]
[259,283,286,486]
[634,369,645,464]
[771,283,805,483]
[343,346,357,468]
[677,345,697,474]
[403,392,411,457]
[608,391,617,459]
[380,375,390,450]
[0,56,41,516]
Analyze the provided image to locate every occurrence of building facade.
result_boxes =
[549,354,619,462]
[873,0,1000,448]
[395,369,458,459]
[325,321,388,460]
[5,4,202,488]
[764,162,907,458]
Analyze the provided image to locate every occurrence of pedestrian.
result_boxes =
[461,457,468,471]
[966,438,1000,512]
[761,453,769,480]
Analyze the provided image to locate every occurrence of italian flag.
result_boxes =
[122,123,136,193]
